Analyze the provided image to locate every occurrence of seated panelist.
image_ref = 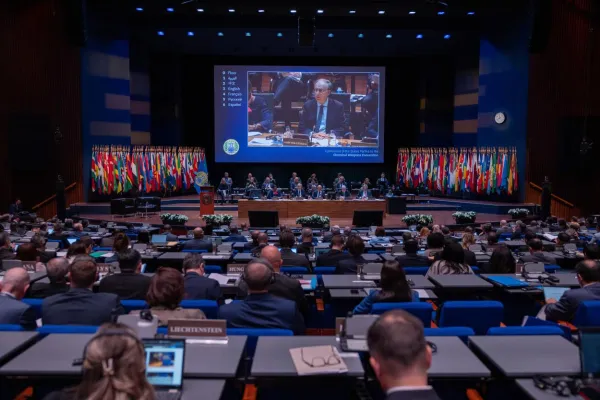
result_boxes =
[312,185,326,199]
[263,177,274,191]
[297,79,348,138]
[266,185,281,199]
[338,185,351,199]
[358,184,372,200]
[248,81,272,132]
[292,184,307,199]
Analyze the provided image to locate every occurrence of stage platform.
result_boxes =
[70,195,536,228]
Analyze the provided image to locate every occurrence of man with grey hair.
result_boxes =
[29,257,70,298]
[0,232,15,268]
[182,253,221,300]
[297,228,314,254]
[298,78,348,137]
[219,258,305,334]
[31,234,52,263]
[0,268,36,329]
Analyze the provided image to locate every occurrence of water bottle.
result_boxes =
[212,238,217,254]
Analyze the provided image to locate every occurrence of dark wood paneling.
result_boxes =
[0,0,83,212]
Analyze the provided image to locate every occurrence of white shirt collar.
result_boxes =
[318,98,329,107]
[387,386,432,394]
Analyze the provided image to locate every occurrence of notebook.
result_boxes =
[143,339,185,399]
[485,276,529,288]
[542,287,569,302]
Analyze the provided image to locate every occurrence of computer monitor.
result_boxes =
[143,339,185,389]
[579,328,600,378]
[315,247,329,257]
[151,235,167,244]
[67,238,77,245]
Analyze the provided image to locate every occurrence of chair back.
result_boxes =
[314,266,336,275]
[22,298,43,319]
[120,300,147,314]
[180,300,219,319]
[0,324,26,331]
[469,244,483,252]
[573,301,600,327]
[38,325,99,334]
[423,327,474,343]
[280,266,309,274]
[228,328,293,357]
[403,266,429,275]
[439,301,504,335]
[487,326,565,337]
[371,302,433,327]
[204,265,222,274]
[182,249,208,253]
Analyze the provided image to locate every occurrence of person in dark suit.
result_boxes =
[292,183,307,199]
[367,310,440,400]
[262,177,274,193]
[162,225,178,242]
[316,234,352,267]
[98,249,151,300]
[545,260,600,322]
[337,235,367,274]
[296,228,314,255]
[521,238,557,264]
[251,232,269,257]
[182,228,213,252]
[30,234,52,263]
[0,232,15,268]
[298,79,348,137]
[42,256,125,325]
[312,185,326,199]
[338,185,351,199]
[395,239,430,268]
[182,253,221,301]
[377,172,389,194]
[279,231,310,269]
[289,172,301,190]
[8,198,23,215]
[244,230,260,250]
[219,259,305,334]
[28,257,70,298]
[238,246,308,319]
[248,81,273,132]
[223,225,247,243]
[266,185,281,199]
[0,267,36,329]
[47,222,70,249]
[357,184,373,200]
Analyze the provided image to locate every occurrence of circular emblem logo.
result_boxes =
[194,171,208,187]
[223,139,240,155]
[201,193,213,205]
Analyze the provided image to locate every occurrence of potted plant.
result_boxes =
[202,214,233,227]
[508,208,530,219]
[402,214,434,226]
[452,211,477,224]
[160,213,189,225]
[295,214,330,228]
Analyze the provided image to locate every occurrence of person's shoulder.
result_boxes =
[95,292,120,303]
[329,98,345,108]
[275,273,302,288]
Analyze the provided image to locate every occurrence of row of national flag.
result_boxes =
[91,146,207,195]
[396,147,519,195]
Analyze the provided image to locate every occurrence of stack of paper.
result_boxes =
[290,346,348,376]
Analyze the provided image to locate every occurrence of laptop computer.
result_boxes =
[143,338,185,400]
[151,235,168,246]
[67,238,78,245]
[542,287,569,303]
[314,247,329,258]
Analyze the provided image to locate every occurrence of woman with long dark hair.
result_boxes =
[352,261,413,314]
[488,246,516,274]
[426,241,474,277]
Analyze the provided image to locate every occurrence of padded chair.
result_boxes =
[180,300,219,319]
[182,249,208,253]
[371,302,433,327]
[487,326,565,337]
[314,266,336,275]
[439,301,504,335]
[280,266,309,274]
[120,300,147,314]
[545,264,561,273]
[38,325,99,334]
[93,247,112,252]
[22,298,43,319]
[0,324,26,332]
[424,327,474,343]
[205,265,223,274]
[228,328,293,357]
[573,301,600,327]
[403,266,429,276]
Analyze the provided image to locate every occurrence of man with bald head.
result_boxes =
[251,232,269,257]
[0,268,36,329]
[220,258,305,334]
[238,246,308,318]
[182,227,213,252]
[29,257,70,298]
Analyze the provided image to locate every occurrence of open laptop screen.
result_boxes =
[580,329,600,378]
[151,235,167,244]
[67,238,78,245]
[143,339,185,389]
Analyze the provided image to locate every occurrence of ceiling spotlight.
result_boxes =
[437,11,445,15]
[277,32,283,37]
[409,10,416,15]
[135,7,143,12]
[467,11,475,15]
[349,10,356,14]
[166,7,174,12]
[416,34,423,39]
[443,34,451,39]
[197,8,204,12]
[328,33,334,38]
[378,10,385,15]
[385,34,392,39]
[187,31,194,36]
[357,33,364,38]
[258,9,265,13]
[245,32,251,37]
[157,31,165,36]
[290,9,297,14]
[317,9,324,14]
[228,8,235,13]
[217,32,224,36]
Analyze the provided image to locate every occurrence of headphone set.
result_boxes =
[533,376,581,397]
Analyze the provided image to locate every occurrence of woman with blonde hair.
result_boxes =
[43,323,155,400]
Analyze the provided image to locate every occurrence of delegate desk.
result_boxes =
[0,334,247,379]
[323,275,434,290]
[0,332,39,366]
[238,199,387,219]
[425,336,490,378]
[428,275,494,290]
[469,336,580,377]
[481,273,580,294]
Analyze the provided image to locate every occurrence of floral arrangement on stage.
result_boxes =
[296,215,330,228]
[402,214,434,226]
[508,208,530,218]
[160,213,189,225]
[202,214,233,226]
[452,211,477,224]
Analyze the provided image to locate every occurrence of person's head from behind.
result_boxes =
[346,235,365,257]
[77,323,154,400]
[584,244,600,260]
[193,227,204,240]
[163,224,172,233]
[244,259,273,293]
[379,261,411,301]
[16,243,38,262]
[113,233,130,253]
[500,220,507,227]
[53,222,64,234]
[528,238,543,253]
[301,228,313,243]
[557,232,571,246]
[344,226,352,236]
[576,260,600,287]
[251,230,260,245]
[67,242,88,258]
[489,247,516,274]
[119,249,142,273]
[182,253,205,275]
[69,256,98,289]
[331,225,341,235]
[419,227,430,238]
[375,227,386,237]
[461,233,475,249]
[558,218,567,229]
[279,231,296,249]
[74,223,83,232]
[402,232,412,243]
[404,239,419,255]
[524,230,536,242]
[229,225,239,235]
[46,257,70,284]
[240,222,248,231]
[367,310,432,391]
[261,245,282,272]
[137,230,150,244]
[0,267,30,299]
[432,225,441,233]
[427,232,445,250]
[330,234,345,250]
[440,241,466,266]
[31,234,46,251]
[482,224,493,234]
[257,232,269,245]
[487,232,498,245]
[79,236,94,254]
[0,232,11,249]
[147,267,184,310]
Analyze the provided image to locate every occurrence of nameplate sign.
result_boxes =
[350,141,378,147]
[167,319,227,338]
[283,137,309,146]
[22,262,37,272]
[97,263,112,274]
[226,264,246,274]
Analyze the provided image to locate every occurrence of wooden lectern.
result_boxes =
[199,186,215,216]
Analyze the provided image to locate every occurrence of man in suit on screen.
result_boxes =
[298,79,348,137]
[248,81,272,132]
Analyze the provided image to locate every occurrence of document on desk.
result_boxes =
[209,273,235,285]
[543,233,558,241]
[290,346,348,376]
[248,131,262,137]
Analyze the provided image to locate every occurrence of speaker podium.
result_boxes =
[199,186,215,216]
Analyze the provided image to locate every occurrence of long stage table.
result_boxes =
[237,199,387,219]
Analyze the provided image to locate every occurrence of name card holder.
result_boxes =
[167,319,228,344]
[97,263,113,274]
[226,264,246,274]
[284,137,310,146]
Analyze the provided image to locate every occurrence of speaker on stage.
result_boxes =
[56,176,66,221]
